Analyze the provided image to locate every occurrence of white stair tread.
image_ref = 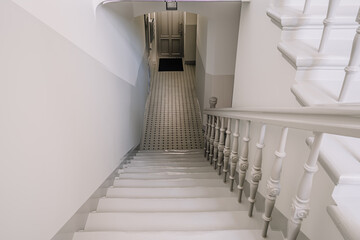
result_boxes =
[84,211,263,231]
[278,39,353,69]
[73,230,283,240]
[328,204,360,240]
[117,172,219,180]
[97,197,247,212]
[130,158,205,163]
[267,5,358,29]
[113,178,225,188]
[307,135,360,184]
[119,166,215,173]
[106,187,236,198]
[128,162,210,167]
[134,153,204,158]
[291,82,338,106]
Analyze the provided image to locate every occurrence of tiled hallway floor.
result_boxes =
[141,63,203,150]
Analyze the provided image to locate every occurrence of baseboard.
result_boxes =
[51,144,139,240]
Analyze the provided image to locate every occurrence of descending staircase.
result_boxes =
[73,150,283,240]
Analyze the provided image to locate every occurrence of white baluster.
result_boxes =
[262,127,289,238]
[204,115,210,157]
[209,116,216,164]
[213,117,221,169]
[248,124,267,217]
[338,9,360,102]
[286,132,324,240]
[229,119,240,192]
[217,117,226,175]
[303,0,312,14]
[238,120,251,203]
[223,119,232,182]
[319,0,341,53]
[206,115,212,161]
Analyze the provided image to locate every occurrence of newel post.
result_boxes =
[229,119,240,192]
[262,127,289,238]
[207,97,217,162]
[223,119,232,182]
[238,120,251,203]
[248,124,267,217]
[286,132,324,240]
[209,116,216,164]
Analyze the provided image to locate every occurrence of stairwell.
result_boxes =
[73,150,283,240]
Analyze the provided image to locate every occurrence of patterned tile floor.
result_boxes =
[141,63,203,150]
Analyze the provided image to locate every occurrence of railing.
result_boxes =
[203,99,360,240]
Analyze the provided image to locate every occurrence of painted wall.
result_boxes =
[232,1,343,240]
[195,3,240,111]
[0,1,148,240]
[184,12,197,63]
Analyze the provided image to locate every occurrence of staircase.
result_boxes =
[73,150,283,240]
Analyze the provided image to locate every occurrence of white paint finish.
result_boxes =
[84,211,263,231]
[117,172,220,179]
[328,205,360,240]
[232,0,299,108]
[106,187,237,198]
[73,229,284,240]
[97,197,248,212]
[11,0,146,86]
[306,135,360,185]
[113,178,226,187]
[120,166,215,173]
[0,1,148,240]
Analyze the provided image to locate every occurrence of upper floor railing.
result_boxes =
[203,97,360,240]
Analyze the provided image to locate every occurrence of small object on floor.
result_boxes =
[158,58,184,71]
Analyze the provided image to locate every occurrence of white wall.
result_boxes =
[195,3,241,111]
[232,1,343,239]
[0,1,148,240]
[184,12,197,63]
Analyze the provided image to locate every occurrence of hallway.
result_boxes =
[141,63,203,150]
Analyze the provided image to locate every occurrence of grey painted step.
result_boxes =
[97,197,247,212]
[128,162,209,167]
[84,211,263,231]
[73,230,284,240]
[119,166,215,173]
[117,172,219,180]
[106,187,237,198]
[113,178,225,188]
[132,155,204,160]
[130,158,205,163]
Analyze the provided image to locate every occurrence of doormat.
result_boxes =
[158,58,184,72]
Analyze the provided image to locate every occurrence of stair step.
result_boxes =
[130,158,205,163]
[73,230,283,240]
[106,187,236,198]
[128,162,210,167]
[97,197,246,212]
[119,166,215,173]
[134,153,204,158]
[117,172,219,180]
[113,178,225,188]
[84,211,262,231]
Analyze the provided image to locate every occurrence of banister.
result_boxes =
[204,105,360,138]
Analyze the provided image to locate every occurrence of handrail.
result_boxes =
[204,103,360,239]
[204,105,360,138]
